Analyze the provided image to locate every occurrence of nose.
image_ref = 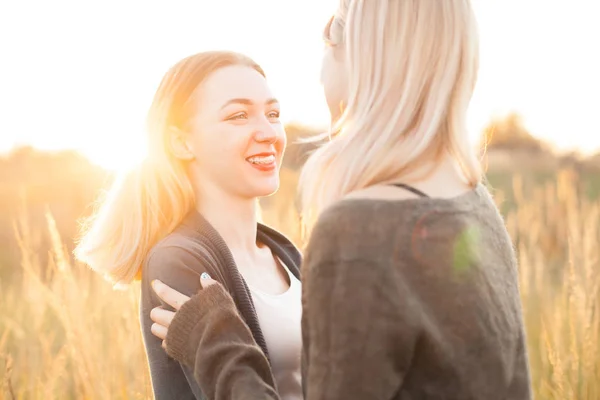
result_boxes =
[253,123,279,144]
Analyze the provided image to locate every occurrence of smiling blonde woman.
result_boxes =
[75,51,303,400]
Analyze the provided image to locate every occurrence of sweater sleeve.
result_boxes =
[143,243,280,400]
[165,283,280,400]
[141,244,209,399]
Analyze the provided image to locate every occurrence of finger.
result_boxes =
[151,322,168,340]
[152,280,190,311]
[162,340,166,350]
[200,272,217,288]
[150,307,175,328]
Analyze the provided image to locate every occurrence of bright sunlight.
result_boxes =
[0,0,599,171]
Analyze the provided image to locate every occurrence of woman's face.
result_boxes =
[320,16,348,124]
[185,65,286,200]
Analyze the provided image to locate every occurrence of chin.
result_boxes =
[325,97,343,125]
[253,179,280,198]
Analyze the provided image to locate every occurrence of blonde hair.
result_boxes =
[74,51,264,286]
[299,0,482,234]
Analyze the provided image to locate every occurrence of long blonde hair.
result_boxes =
[74,51,264,286]
[300,0,482,234]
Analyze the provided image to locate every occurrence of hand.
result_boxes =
[150,272,217,349]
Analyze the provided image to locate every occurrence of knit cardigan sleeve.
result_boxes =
[165,283,280,400]
[146,244,280,400]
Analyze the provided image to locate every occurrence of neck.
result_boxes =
[397,153,472,197]
[195,187,259,256]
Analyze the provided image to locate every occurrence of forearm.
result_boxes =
[166,284,280,400]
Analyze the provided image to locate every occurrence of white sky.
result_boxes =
[0,0,599,170]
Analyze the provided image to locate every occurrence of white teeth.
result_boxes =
[247,155,275,165]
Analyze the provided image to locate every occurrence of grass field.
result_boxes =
[1,167,599,399]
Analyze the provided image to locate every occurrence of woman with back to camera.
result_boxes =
[75,51,303,400]
[150,1,533,399]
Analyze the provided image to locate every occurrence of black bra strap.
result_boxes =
[388,183,429,198]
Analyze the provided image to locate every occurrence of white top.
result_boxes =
[248,261,303,400]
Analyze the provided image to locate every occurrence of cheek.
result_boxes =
[277,127,287,153]
[320,50,334,87]
[188,123,242,166]
[321,49,347,107]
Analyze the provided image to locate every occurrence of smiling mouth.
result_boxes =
[246,154,276,165]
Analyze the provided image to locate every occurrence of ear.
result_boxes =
[167,127,195,161]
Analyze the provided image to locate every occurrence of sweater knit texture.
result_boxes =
[300,183,532,399]
[165,184,533,400]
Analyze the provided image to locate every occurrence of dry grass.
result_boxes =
[0,213,151,399]
[505,171,600,399]
[1,169,599,399]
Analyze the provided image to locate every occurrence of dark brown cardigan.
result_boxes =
[140,210,300,400]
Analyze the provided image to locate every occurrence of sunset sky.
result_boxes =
[1,0,599,170]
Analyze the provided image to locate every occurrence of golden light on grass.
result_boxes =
[1,169,599,399]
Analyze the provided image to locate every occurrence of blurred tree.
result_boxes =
[481,112,548,153]
[0,147,111,281]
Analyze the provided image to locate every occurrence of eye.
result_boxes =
[227,112,248,121]
[267,110,280,120]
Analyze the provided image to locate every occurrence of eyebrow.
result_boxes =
[220,98,279,110]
